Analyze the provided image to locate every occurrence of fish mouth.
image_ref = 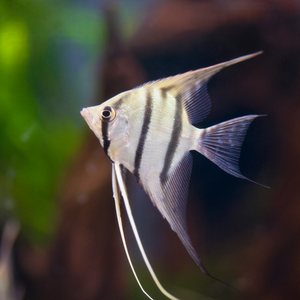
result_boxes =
[80,108,95,127]
[80,108,90,120]
[80,107,97,131]
[80,107,103,140]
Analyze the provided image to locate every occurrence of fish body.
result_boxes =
[81,52,266,297]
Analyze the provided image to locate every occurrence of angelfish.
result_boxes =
[81,52,267,300]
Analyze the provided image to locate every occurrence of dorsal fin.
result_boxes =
[150,52,262,124]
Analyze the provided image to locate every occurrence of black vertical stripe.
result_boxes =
[114,94,128,109]
[160,94,183,185]
[160,85,174,99]
[102,121,112,161]
[133,90,153,181]
[101,99,125,162]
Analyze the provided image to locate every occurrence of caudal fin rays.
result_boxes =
[196,114,269,188]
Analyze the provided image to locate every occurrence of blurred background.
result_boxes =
[1,0,300,299]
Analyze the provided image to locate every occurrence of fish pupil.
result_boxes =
[102,110,110,117]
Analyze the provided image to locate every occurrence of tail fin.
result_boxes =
[197,115,269,188]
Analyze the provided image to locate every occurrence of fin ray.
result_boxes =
[140,153,199,266]
[114,163,181,300]
[143,153,210,273]
[158,153,203,268]
[149,52,262,124]
[141,153,241,289]
[197,114,268,187]
[182,80,211,124]
[112,165,154,300]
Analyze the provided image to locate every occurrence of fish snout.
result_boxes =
[81,108,97,126]
[80,107,102,139]
[80,108,90,120]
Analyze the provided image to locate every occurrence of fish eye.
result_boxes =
[100,106,116,122]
